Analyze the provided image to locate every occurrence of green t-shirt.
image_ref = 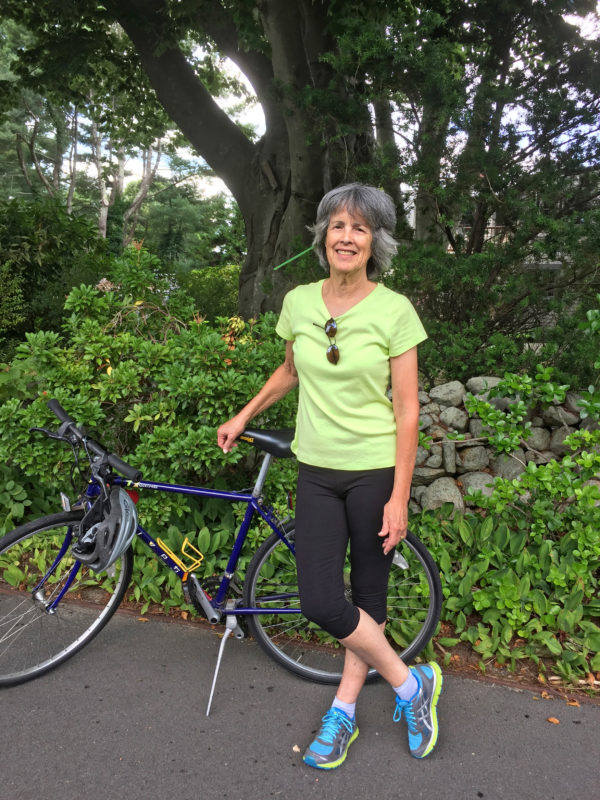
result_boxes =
[275,279,427,469]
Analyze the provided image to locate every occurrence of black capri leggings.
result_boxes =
[294,462,395,640]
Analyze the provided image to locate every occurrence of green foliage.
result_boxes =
[385,227,600,388]
[0,196,108,356]
[177,265,241,322]
[132,185,246,273]
[0,248,297,608]
[413,298,600,681]
[464,364,569,453]
[415,424,600,681]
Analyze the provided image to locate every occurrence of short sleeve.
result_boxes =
[388,295,427,357]
[275,290,295,341]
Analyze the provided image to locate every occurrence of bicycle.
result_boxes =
[0,399,442,711]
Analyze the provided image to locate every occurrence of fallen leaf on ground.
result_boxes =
[540,690,551,699]
[586,673,596,686]
[566,700,580,707]
[292,745,301,753]
[137,617,149,622]
[546,717,560,725]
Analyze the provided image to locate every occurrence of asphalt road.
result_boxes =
[1,613,598,800]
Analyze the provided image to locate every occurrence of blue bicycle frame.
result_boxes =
[102,450,298,621]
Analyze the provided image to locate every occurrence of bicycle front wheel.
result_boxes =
[243,528,441,684]
[0,511,132,687]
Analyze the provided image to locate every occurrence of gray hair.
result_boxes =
[310,183,398,277]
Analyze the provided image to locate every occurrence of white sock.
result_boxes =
[331,696,356,719]
[393,670,419,702]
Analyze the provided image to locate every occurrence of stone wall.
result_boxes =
[411,376,594,513]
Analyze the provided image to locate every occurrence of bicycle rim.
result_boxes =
[244,529,441,684]
[0,511,132,687]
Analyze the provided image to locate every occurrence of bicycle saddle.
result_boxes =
[237,429,295,459]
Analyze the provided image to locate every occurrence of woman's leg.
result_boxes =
[335,468,409,691]
[336,620,402,702]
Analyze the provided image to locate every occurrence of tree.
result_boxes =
[1,0,599,323]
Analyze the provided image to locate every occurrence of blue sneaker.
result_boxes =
[303,708,359,769]
[393,662,443,758]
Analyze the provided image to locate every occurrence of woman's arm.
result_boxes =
[217,340,298,453]
[378,346,421,554]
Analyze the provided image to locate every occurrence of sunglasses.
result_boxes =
[313,318,339,364]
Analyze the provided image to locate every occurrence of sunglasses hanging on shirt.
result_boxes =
[313,318,339,365]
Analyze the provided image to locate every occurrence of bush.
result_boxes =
[0,246,297,609]
[413,298,600,682]
[177,264,241,322]
[0,196,109,357]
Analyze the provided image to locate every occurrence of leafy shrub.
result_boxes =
[0,196,109,356]
[413,296,600,682]
[416,426,600,682]
[0,246,297,609]
[177,263,241,322]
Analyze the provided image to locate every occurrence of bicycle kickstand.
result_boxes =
[205,601,244,716]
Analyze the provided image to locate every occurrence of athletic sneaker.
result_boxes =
[393,662,443,758]
[303,708,359,769]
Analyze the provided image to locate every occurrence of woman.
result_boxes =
[217,183,442,769]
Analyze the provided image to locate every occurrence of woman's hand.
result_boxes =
[217,415,248,453]
[378,495,409,555]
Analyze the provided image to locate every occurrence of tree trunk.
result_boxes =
[122,142,162,246]
[372,99,413,239]
[114,0,382,315]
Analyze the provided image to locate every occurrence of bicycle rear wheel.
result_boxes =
[0,511,132,687]
[243,527,441,684]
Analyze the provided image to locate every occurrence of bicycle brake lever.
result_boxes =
[29,427,72,442]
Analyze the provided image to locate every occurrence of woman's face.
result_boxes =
[325,207,373,277]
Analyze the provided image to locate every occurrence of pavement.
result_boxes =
[1,612,598,800]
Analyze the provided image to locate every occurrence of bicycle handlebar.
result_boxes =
[47,399,143,482]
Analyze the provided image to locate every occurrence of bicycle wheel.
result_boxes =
[244,527,441,684]
[0,511,132,687]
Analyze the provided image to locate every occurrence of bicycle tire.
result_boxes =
[0,511,132,687]
[243,527,441,684]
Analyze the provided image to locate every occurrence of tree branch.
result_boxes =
[113,0,257,207]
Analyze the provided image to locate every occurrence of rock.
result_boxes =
[442,440,457,474]
[460,472,496,504]
[542,406,580,428]
[525,450,553,465]
[411,485,426,503]
[489,449,527,480]
[420,403,441,417]
[419,414,434,430]
[415,446,430,466]
[424,425,447,439]
[549,426,577,456]
[525,426,551,451]
[565,391,583,416]
[440,406,469,432]
[412,467,447,486]
[469,418,490,439]
[466,376,502,394]
[418,391,431,404]
[408,499,422,514]
[429,380,466,408]
[421,477,465,512]
[426,453,443,468]
[456,446,490,473]
[531,416,544,427]
[488,396,512,412]
[580,417,600,432]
